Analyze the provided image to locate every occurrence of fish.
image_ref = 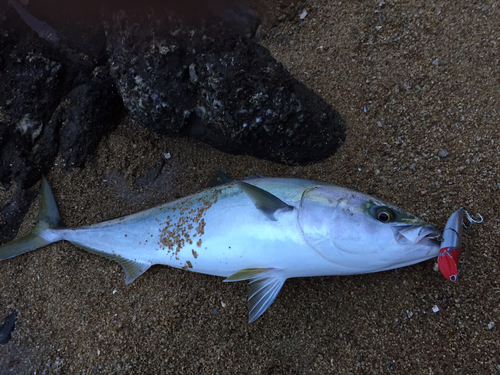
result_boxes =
[0,176,442,323]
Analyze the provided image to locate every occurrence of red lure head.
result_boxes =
[438,246,460,282]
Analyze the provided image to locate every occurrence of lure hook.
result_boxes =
[463,209,483,228]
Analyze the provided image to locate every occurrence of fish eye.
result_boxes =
[374,207,394,223]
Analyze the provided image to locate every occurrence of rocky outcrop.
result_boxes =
[106,9,345,165]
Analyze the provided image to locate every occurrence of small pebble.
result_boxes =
[488,322,495,329]
[438,150,449,158]
[432,305,439,313]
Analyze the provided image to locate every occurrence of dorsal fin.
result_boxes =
[236,181,293,221]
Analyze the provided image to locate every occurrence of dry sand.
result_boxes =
[1,0,499,373]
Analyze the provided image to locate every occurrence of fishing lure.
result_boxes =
[438,208,483,282]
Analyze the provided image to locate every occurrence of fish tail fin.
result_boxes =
[0,176,64,261]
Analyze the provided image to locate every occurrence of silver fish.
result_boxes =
[0,176,441,322]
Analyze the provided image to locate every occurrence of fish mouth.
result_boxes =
[393,224,442,247]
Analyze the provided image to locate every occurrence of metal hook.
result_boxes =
[462,208,483,229]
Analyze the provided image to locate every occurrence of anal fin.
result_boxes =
[71,242,151,284]
[225,268,286,323]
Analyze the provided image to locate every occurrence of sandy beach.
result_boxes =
[1,0,499,373]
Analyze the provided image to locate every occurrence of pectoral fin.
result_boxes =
[225,268,286,323]
[237,181,293,221]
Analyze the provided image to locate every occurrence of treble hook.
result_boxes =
[463,209,483,229]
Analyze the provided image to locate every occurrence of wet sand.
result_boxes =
[1,0,499,373]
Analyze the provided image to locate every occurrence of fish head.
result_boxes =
[297,186,442,273]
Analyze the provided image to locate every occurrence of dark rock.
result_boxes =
[0,310,18,345]
[190,40,346,164]
[28,102,66,182]
[0,2,123,242]
[0,187,37,245]
[106,11,197,136]
[0,0,108,191]
[59,70,124,168]
[0,7,65,190]
[106,9,346,165]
